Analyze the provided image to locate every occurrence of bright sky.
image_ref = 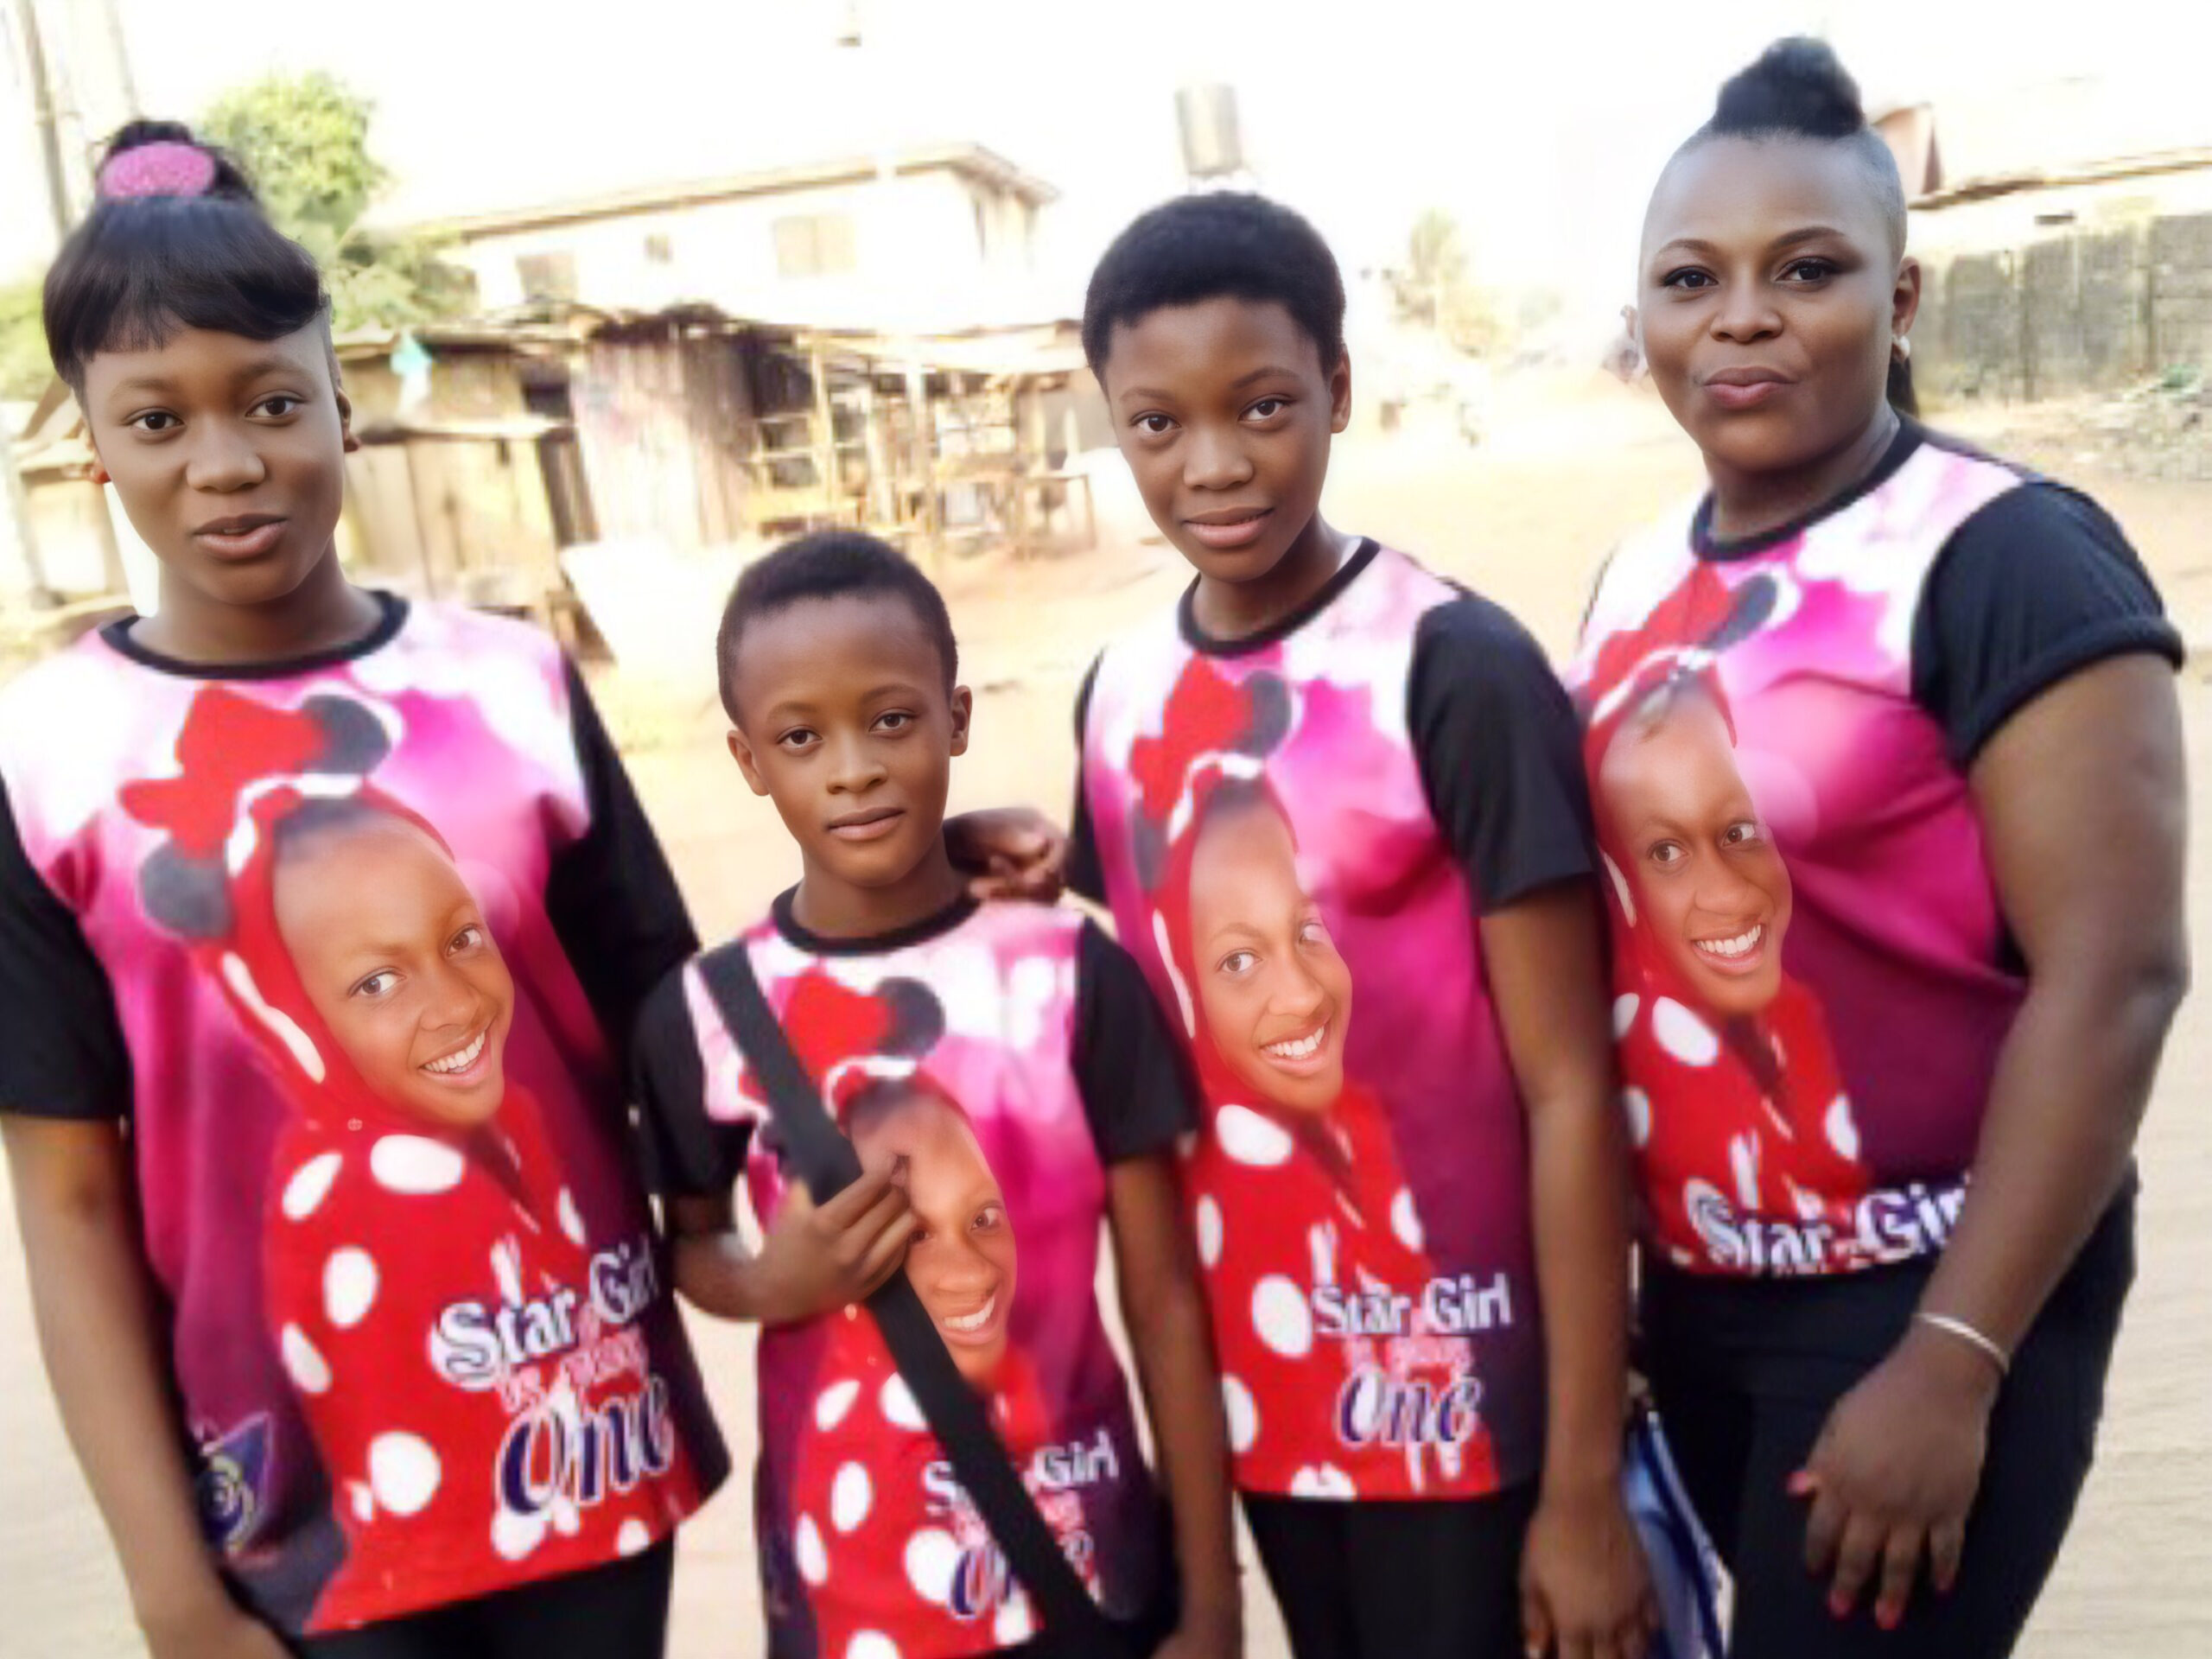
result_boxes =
[7,0,2210,334]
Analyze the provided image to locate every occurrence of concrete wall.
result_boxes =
[1914,207,2212,404]
[449,169,1037,327]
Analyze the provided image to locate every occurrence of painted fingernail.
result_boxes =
[1787,1471,1815,1497]
[1878,1605,1901,1631]
[1829,1594,1851,1619]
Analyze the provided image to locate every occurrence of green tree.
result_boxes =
[0,276,49,400]
[200,73,472,333]
[1390,209,1502,359]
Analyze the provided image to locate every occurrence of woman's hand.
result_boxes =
[1793,1319,1999,1629]
[1521,1476,1658,1659]
[944,807,1067,903]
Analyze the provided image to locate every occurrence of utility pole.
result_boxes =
[13,0,73,234]
[3,0,74,612]
[94,0,137,117]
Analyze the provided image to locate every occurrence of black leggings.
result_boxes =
[290,1537,675,1659]
[1643,1188,2134,1659]
[1242,1483,1537,1659]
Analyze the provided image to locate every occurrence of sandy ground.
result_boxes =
[4,379,2209,1656]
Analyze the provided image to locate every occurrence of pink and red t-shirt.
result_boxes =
[1071,541,1596,1502]
[1570,423,2179,1278]
[633,895,1193,1659]
[0,597,726,1633]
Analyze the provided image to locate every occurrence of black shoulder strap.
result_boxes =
[696,942,1123,1654]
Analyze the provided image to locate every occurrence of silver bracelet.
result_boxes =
[1912,1311,2011,1377]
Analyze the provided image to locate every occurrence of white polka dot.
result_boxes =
[1216,1103,1294,1166]
[793,1514,829,1585]
[1652,999,1720,1066]
[1611,993,1640,1040]
[816,1378,861,1431]
[903,1527,961,1605]
[830,1462,873,1533]
[1621,1087,1651,1149]
[489,1238,527,1308]
[1193,1196,1224,1268]
[1251,1274,1313,1358]
[323,1248,378,1329]
[994,1595,1035,1646]
[280,1324,331,1394]
[558,1187,588,1247]
[347,1481,375,1523]
[1390,1188,1424,1252]
[846,1633,899,1659]
[1290,1465,1356,1498]
[617,1520,652,1557]
[282,1153,343,1221]
[1602,853,1637,926]
[879,1374,926,1432]
[368,1433,442,1516]
[492,1503,549,1560]
[370,1135,466,1194]
[1729,1135,1762,1210]
[1825,1095,1860,1161]
[1221,1375,1258,1454]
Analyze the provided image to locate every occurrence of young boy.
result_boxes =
[1066,193,1653,1659]
[631,533,1239,1659]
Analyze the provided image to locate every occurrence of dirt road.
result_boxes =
[5,385,2207,1656]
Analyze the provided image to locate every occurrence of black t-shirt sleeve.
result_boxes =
[0,775,131,1119]
[1072,919,1196,1165]
[629,966,751,1198]
[1409,594,1597,912]
[545,658,700,1071]
[1911,480,2183,765]
[1065,655,1106,906]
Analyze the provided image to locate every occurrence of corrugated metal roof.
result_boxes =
[410,144,1057,242]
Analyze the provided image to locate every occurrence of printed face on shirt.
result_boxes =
[79,323,354,613]
[1598,684,1791,1019]
[849,1086,1014,1389]
[272,810,517,1129]
[1100,296,1351,590]
[1637,136,1916,483]
[1185,790,1352,1115]
[726,592,972,899]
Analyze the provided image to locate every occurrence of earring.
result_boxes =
[1892,335,1913,363]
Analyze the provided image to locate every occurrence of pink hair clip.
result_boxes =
[97,141,219,201]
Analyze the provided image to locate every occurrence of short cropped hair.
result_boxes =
[1083,192,1345,377]
[715,531,959,725]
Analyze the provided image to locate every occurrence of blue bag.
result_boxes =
[1623,1407,1727,1659]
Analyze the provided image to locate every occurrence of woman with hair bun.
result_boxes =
[1570,37,2188,1658]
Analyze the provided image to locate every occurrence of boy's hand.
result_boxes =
[1153,1599,1242,1659]
[1520,1478,1657,1659]
[945,807,1066,903]
[747,1170,917,1326]
[143,1600,291,1659]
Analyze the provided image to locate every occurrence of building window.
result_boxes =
[773,213,858,279]
[515,251,577,302]
[645,232,674,264]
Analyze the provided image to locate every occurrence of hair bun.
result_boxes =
[1713,36,1866,139]
[97,119,257,203]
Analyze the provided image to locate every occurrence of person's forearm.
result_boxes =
[1527,1079,1633,1492]
[5,1127,233,1639]
[673,1230,779,1324]
[1122,1268,1241,1630]
[1921,950,2185,1357]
